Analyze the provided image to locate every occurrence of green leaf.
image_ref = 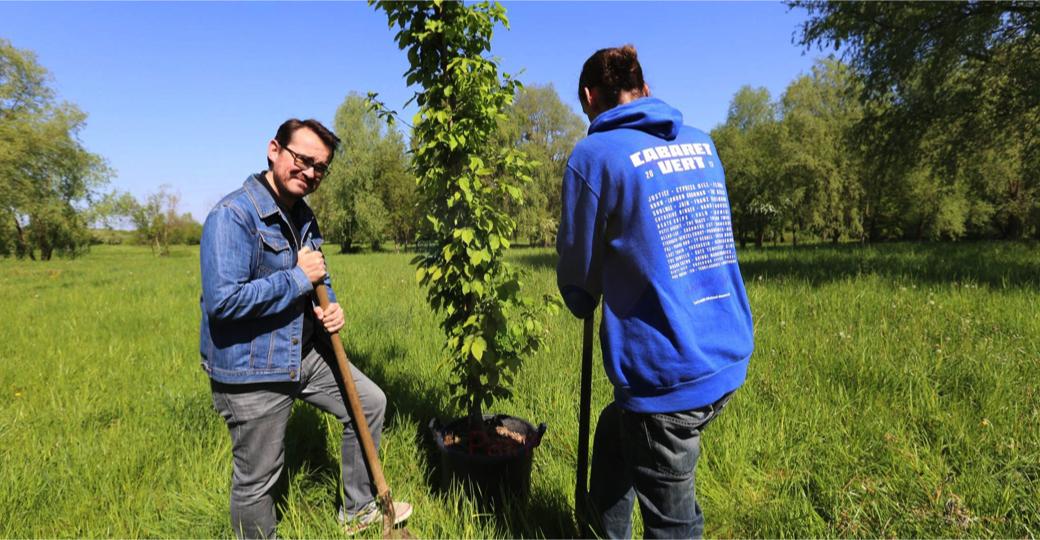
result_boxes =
[468,247,489,265]
[460,228,474,245]
[471,336,487,360]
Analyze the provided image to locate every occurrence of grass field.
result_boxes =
[1,242,1037,538]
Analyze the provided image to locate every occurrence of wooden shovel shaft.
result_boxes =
[314,283,396,532]
[576,314,595,536]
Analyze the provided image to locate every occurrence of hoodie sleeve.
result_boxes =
[556,162,604,318]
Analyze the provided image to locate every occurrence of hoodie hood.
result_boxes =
[588,96,683,141]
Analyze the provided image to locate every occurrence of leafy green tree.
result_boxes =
[495,83,585,246]
[779,58,864,244]
[93,189,200,251]
[310,93,384,251]
[958,138,1033,238]
[310,92,415,251]
[125,186,182,255]
[372,0,550,422]
[169,213,203,245]
[712,86,785,247]
[0,39,111,259]
[372,128,419,249]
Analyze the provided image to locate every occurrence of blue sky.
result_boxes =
[0,1,825,221]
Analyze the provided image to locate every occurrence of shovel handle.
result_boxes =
[575,314,595,537]
[314,283,396,532]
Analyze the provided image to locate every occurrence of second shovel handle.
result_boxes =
[575,314,595,536]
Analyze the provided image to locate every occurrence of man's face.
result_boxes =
[266,127,331,204]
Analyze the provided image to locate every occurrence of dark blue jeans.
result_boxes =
[590,392,733,539]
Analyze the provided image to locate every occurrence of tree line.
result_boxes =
[314,2,1039,249]
[715,2,1039,246]
[3,2,1036,259]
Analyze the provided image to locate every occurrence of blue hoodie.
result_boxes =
[557,97,754,414]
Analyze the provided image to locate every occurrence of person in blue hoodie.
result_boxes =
[557,45,754,539]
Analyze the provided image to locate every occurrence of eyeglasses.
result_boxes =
[281,145,329,177]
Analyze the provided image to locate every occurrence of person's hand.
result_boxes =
[297,246,326,285]
[314,302,345,334]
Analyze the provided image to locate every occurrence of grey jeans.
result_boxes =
[211,346,386,539]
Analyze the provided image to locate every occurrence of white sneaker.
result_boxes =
[342,500,413,535]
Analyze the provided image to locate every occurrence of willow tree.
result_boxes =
[1,39,110,259]
[792,1,1040,239]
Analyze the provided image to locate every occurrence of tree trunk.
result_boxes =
[40,237,52,260]
[12,216,33,260]
[1006,214,1023,239]
[36,220,52,260]
[868,215,881,243]
[467,373,484,432]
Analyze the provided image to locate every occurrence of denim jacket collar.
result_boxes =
[243,173,282,220]
[242,173,318,245]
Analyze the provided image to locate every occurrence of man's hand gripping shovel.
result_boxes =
[314,282,413,539]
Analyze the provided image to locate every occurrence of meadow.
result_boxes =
[0,242,1037,538]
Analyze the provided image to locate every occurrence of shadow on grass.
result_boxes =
[507,248,557,272]
[737,241,1040,289]
[346,343,579,538]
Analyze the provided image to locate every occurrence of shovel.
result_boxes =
[315,283,412,539]
[575,314,595,538]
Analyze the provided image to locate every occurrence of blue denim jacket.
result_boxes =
[199,173,337,384]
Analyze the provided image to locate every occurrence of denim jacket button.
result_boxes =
[289,369,297,379]
[291,337,299,345]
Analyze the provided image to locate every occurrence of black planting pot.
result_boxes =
[429,414,547,505]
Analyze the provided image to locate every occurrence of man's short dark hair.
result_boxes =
[267,118,340,169]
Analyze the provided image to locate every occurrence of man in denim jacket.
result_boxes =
[200,118,411,538]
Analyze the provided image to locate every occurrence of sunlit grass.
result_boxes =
[0,242,1036,537]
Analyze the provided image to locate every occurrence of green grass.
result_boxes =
[0,242,1037,538]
